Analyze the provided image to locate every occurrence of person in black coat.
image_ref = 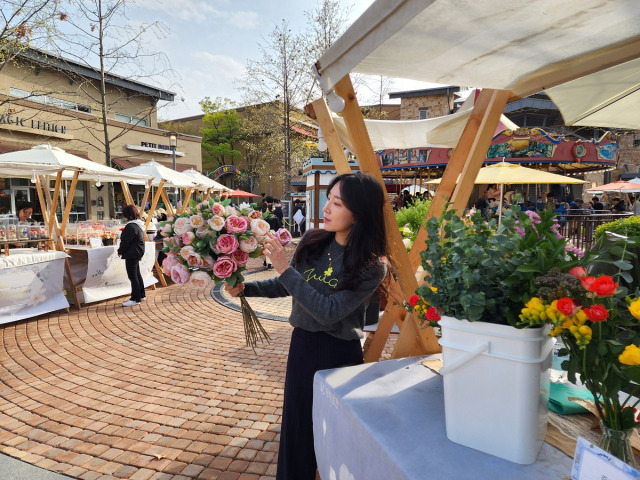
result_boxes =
[117,205,146,307]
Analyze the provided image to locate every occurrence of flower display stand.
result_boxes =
[438,316,554,464]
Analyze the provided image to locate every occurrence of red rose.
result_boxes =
[409,294,419,307]
[588,275,618,297]
[425,306,441,322]
[580,276,596,291]
[583,304,609,322]
[568,266,588,278]
[556,298,578,316]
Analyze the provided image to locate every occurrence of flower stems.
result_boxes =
[239,293,270,353]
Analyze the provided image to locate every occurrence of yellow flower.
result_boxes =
[629,299,640,321]
[619,344,640,366]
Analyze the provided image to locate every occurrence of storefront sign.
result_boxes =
[140,141,173,151]
[0,113,67,134]
[126,143,185,157]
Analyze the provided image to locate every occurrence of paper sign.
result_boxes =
[89,237,103,248]
[571,437,640,480]
[293,209,304,225]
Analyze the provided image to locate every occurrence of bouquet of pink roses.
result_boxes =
[159,197,292,351]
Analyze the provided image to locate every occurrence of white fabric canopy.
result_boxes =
[0,162,64,178]
[316,0,640,100]
[0,144,150,183]
[119,159,197,188]
[425,162,586,185]
[181,168,232,192]
[331,89,517,150]
[545,57,640,129]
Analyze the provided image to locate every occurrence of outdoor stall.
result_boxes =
[0,144,153,307]
[305,0,640,474]
[181,168,232,200]
[118,159,200,285]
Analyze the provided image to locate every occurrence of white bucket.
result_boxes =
[439,316,554,464]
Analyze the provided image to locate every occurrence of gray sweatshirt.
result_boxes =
[243,237,386,340]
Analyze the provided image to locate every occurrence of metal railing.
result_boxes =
[556,212,633,251]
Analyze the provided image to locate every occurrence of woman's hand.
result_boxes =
[262,232,289,274]
[224,282,245,297]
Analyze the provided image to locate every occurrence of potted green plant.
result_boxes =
[411,207,587,464]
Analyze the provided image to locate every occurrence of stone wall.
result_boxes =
[400,93,453,120]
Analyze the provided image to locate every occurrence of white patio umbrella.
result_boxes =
[181,168,232,193]
[118,159,196,188]
[0,144,150,183]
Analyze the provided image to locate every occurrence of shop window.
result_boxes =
[10,87,91,113]
[115,113,148,126]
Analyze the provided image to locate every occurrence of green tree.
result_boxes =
[200,96,243,172]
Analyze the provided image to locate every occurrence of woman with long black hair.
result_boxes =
[117,205,146,307]
[225,173,388,480]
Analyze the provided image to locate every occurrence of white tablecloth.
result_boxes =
[0,249,70,324]
[66,242,157,304]
[313,356,573,480]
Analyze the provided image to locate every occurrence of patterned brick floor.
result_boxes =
[0,250,396,480]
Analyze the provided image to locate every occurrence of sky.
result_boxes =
[120,0,438,121]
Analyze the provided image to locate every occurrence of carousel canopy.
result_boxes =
[119,159,197,188]
[316,0,640,128]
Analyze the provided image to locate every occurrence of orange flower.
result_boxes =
[583,304,609,322]
[588,276,618,297]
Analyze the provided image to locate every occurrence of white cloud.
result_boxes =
[135,0,227,22]
[197,52,246,81]
[228,11,259,30]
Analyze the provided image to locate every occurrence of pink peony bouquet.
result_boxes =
[160,197,292,351]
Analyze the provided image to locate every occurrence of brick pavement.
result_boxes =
[0,246,396,480]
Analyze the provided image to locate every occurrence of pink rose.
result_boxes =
[211,202,225,216]
[171,264,190,284]
[190,271,211,288]
[275,228,292,246]
[173,216,191,235]
[202,255,215,269]
[208,216,225,231]
[186,251,203,267]
[213,256,237,279]
[162,254,180,275]
[189,214,204,228]
[196,224,208,238]
[179,245,195,260]
[568,266,588,278]
[226,215,249,234]
[232,249,249,266]
[216,234,239,254]
[248,210,263,220]
[160,223,173,237]
[239,236,259,253]
[250,219,270,236]
[182,231,195,245]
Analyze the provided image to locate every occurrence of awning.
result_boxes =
[290,125,317,137]
[316,0,640,101]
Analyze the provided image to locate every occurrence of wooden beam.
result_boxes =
[333,74,440,357]
[449,89,512,213]
[160,188,175,218]
[180,188,193,214]
[120,181,135,206]
[60,170,79,237]
[139,180,152,217]
[144,180,167,288]
[48,171,62,238]
[311,98,352,175]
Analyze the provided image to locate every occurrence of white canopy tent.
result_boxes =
[181,168,233,195]
[330,89,517,150]
[310,0,640,360]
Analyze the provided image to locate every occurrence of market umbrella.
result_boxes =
[427,162,586,223]
[0,144,149,183]
[229,189,260,198]
[181,168,233,193]
[587,180,640,193]
[118,159,196,188]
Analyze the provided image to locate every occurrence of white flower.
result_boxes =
[250,219,270,236]
[225,205,238,217]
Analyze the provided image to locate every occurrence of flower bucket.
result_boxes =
[438,316,554,464]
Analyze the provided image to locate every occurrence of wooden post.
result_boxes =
[160,188,175,217]
[60,170,79,237]
[180,187,193,213]
[145,180,168,287]
[48,171,63,238]
[333,75,440,357]
[139,180,152,217]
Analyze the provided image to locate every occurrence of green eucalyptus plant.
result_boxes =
[416,207,590,326]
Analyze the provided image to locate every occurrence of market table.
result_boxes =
[65,242,157,304]
[313,356,573,480]
[0,248,70,324]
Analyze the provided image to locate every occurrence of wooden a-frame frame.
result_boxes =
[307,75,511,360]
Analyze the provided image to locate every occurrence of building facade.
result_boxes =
[0,49,202,221]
